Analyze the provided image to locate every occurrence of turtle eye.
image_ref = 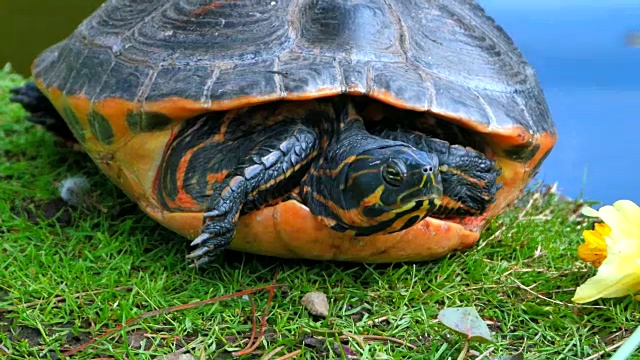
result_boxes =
[382,159,406,187]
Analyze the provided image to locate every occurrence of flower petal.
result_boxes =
[613,200,640,234]
[598,205,637,239]
[572,239,640,303]
[581,206,600,218]
[578,229,608,267]
[588,228,605,241]
[572,269,640,303]
[594,223,611,237]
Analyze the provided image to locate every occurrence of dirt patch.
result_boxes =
[344,302,370,322]
[0,289,8,302]
[13,197,73,227]
[303,335,331,357]
[1,315,289,358]
[0,319,91,348]
[15,326,42,346]
[0,313,14,333]
[222,328,278,345]
[1,318,106,359]
[61,321,94,349]
[302,334,358,358]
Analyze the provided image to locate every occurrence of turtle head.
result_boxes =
[337,143,443,233]
[304,140,444,236]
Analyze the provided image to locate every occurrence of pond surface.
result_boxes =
[1,0,638,204]
[480,0,640,204]
[0,1,104,75]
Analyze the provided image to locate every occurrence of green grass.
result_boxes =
[0,63,638,360]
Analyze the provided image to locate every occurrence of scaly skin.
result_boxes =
[168,101,443,267]
[10,82,75,142]
[371,126,501,217]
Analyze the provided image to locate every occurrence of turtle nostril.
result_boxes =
[422,166,433,174]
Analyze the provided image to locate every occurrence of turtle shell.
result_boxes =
[31,0,557,262]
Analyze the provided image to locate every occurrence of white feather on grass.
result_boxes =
[57,176,90,206]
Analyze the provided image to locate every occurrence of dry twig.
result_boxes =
[273,349,301,360]
[357,335,416,349]
[474,346,495,360]
[510,277,607,309]
[584,340,626,360]
[62,283,285,356]
[232,272,279,357]
[261,345,285,360]
[310,328,416,350]
[365,314,390,326]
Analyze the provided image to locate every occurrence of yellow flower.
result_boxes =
[577,222,610,267]
[572,200,640,304]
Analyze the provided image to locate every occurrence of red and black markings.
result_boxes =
[155,100,336,213]
[528,146,554,179]
[190,0,235,17]
[56,95,173,147]
[439,165,488,189]
[156,110,228,211]
[367,113,501,217]
[429,195,481,218]
[502,143,541,163]
[301,107,443,236]
[305,167,440,236]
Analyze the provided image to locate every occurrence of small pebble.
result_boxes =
[127,331,146,350]
[301,291,329,318]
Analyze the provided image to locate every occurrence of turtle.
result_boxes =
[10,0,556,265]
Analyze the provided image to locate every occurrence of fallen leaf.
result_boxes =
[437,307,496,343]
[332,342,358,359]
[303,335,326,348]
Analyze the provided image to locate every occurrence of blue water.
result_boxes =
[480,0,640,204]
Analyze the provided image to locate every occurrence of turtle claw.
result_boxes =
[186,245,210,259]
[9,82,47,112]
[186,231,233,266]
[188,256,212,268]
[186,207,238,266]
[190,232,211,246]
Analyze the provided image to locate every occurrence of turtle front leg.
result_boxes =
[9,81,77,143]
[187,124,320,267]
[373,127,501,216]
